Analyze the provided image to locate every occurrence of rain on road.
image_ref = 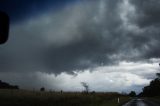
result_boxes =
[122,98,160,106]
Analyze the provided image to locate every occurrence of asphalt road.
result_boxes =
[122,98,160,106]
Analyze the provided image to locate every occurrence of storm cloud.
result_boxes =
[0,0,160,91]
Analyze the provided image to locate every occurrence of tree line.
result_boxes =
[0,80,19,89]
[139,65,160,97]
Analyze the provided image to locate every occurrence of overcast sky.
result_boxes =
[0,0,160,93]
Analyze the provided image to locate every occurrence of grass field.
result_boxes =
[0,89,130,106]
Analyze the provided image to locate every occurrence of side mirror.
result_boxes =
[0,11,9,44]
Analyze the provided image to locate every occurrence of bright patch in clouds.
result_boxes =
[33,59,159,93]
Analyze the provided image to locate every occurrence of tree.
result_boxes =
[0,80,19,89]
[157,63,160,79]
[81,82,89,93]
[139,63,160,97]
[156,73,160,79]
[128,91,136,97]
[40,87,45,92]
[141,78,160,96]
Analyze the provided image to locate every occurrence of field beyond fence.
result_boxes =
[0,89,130,106]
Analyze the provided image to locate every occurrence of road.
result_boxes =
[122,98,160,106]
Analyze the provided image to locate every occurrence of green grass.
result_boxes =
[0,89,130,106]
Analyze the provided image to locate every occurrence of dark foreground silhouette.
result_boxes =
[139,73,160,97]
[0,80,19,89]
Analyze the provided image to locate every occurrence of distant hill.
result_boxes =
[0,80,19,89]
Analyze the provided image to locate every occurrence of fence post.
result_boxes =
[118,97,120,103]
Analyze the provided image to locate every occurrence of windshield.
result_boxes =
[0,0,159,95]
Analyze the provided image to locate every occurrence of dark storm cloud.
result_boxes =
[43,0,124,73]
[45,0,160,73]
[130,0,160,27]
[0,0,160,74]
[129,0,160,59]
[46,35,114,73]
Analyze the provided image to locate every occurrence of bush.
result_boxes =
[128,91,136,97]
[40,87,45,92]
